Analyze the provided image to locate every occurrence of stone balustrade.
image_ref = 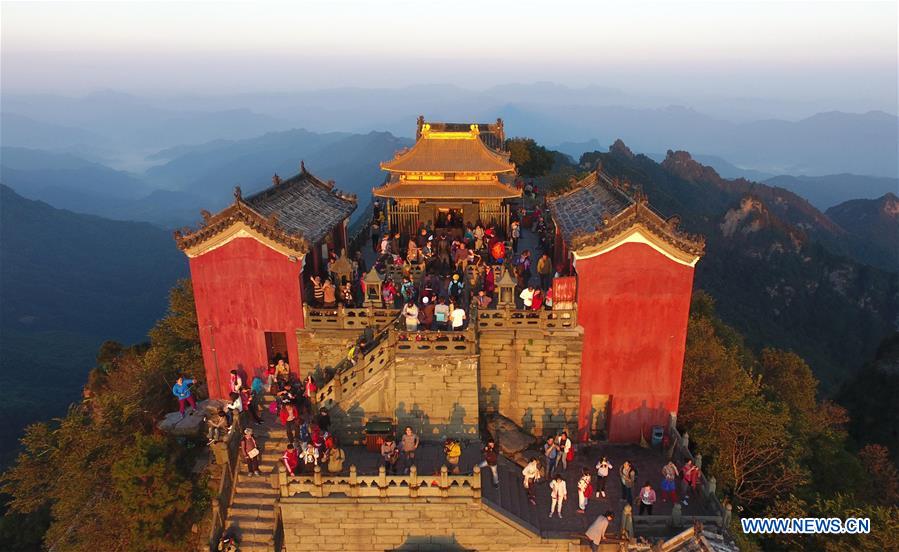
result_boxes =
[304,305,400,330]
[474,306,577,330]
[394,327,477,355]
[279,464,482,501]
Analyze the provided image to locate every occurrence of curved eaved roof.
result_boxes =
[381,124,515,174]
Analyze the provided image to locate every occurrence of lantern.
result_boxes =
[363,267,383,306]
[497,267,517,307]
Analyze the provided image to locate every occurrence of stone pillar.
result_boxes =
[621,503,634,539]
[671,503,682,527]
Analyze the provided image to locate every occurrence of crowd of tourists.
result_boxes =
[520,434,704,518]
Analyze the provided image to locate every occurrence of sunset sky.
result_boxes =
[2,1,896,113]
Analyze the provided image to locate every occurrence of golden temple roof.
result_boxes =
[380,123,516,174]
[372,179,522,200]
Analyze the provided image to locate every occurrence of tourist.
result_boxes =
[241,428,262,476]
[682,459,700,506]
[454,242,469,273]
[382,278,397,307]
[281,443,300,476]
[475,289,492,309]
[241,385,264,426]
[301,375,317,412]
[549,473,567,518]
[400,426,420,474]
[371,221,380,252]
[322,278,337,307]
[449,301,467,331]
[577,467,593,514]
[519,284,535,309]
[279,401,300,445]
[402,300,419,331]
[556,431,572,473]
[522,458,541,505]
[444,438,462,474]
[434,298,450,331]
[400,276,416,304]
[638,481,657,515]
[661,461,679,503]
[418,296,435,330]
[310,275,325,306]
[517,249,532,282]
[595,456,613,498]
[544,285,554,310]
[229,369,243,394]
[585,511,615,552]
[531,287,544,310]
[297,418,311,450]
[314,406,331,434]
[265,363,277,391]
[339,281,353,306]
[225,391,243,428]
[620,461,636,504]
[477,438,500,487]
[171,375,197,419]
[537,253,553,290]
[447,273,465,304]
[380,233,390,255]
[543,437,560,476]
[275,358,291,384]
[206,409,229,444]
[299,442,319,473]
[381,435,399,475]
[511,220,520,253]
[327,441,345,473]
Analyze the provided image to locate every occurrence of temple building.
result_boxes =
[173,164,356,399]
[547,171,705,442]
[373,117,520,234]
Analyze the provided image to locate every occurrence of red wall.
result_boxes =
[189,237,305,399]
[575,241,695,443]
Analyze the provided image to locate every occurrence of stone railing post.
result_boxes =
[471,466,481,500]
[671,502,682,527]
[681,431,690,453]
[621,503,633,539]
[409,465,419,498]
[349,465,358,498]
[278,464,288,498]
[723,501,733,529]
[440,466,449,498]
[378,466,388,498]
[694,452,702,470]
[706,475,716,498]
[313,465,323,497]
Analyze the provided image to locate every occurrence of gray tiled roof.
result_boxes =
[547,172,634,243]
[244,170,356,244]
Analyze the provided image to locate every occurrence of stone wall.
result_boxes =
[393,353,480,441]
[280,498,580,552]
[296,328,360,380]
[479,328,583,438]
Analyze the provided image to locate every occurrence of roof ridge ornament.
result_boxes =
[234,186,242,202]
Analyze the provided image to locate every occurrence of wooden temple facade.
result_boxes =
[373,118,521,234]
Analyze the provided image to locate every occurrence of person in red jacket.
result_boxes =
[281,443,300,476]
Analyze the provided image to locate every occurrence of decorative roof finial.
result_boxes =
[272,173,281,187]
[234,186,242,201]
[300,160,306,174]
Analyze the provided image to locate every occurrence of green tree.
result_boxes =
[505,138,555,178]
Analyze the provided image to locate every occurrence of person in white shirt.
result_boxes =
[549,473,567,518]
[519,285,535,308]
[450,302,467,330]
[556,431,572,472]
[522,458,540,505]
[595,457,613,498]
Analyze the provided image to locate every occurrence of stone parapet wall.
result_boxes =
[394,353,480,440]
[279,498,580,552]
[296,328,360,380]
[479,328,583,438]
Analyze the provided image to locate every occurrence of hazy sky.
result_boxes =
[2,1,897,113]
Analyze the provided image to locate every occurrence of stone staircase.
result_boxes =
[222,392,285,552]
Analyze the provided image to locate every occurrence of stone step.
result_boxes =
[232,493,277,505]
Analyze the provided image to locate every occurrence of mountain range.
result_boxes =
[0,185,188,467]
[2,88,897,178]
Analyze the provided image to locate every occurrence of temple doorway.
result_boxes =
[264,331,289,364]
[435,207,464,229]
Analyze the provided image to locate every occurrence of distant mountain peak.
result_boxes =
[609,139,634,159]
[662,149,725,184]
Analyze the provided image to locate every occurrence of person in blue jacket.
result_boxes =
[172,375,197,418]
